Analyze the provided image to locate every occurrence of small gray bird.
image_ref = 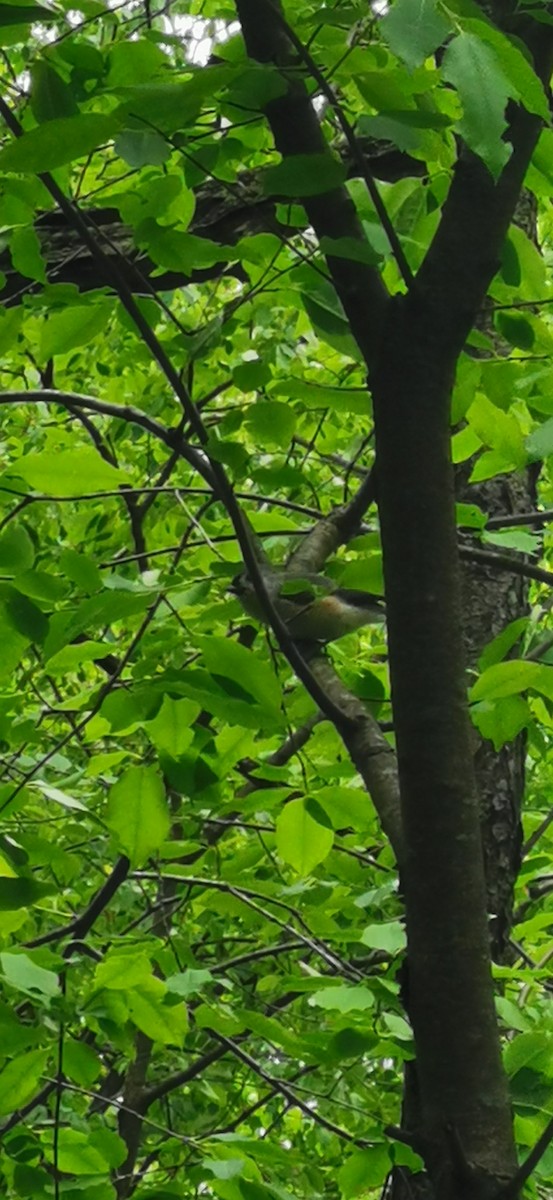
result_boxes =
[230,569,385,643]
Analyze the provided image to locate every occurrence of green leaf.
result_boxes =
[0,114,117,173]
[470,660,552,702]
[471,695,531,749]
[271,378,368,414]
[9,225,46,283]
[127,978,188,1044]
[338,1147,392,1197]
[165,968,214,997]
[467,394,526,468]
[59,547,102,591]
[479,618,528,671]
[442,32,514,177]
[232,359,272,391]
[30,60,79,122]
[1,586,48,643]
[146,695,199,757]
[527,416,553,461]
[263,154,347,198]
[275,798,334,875]
[204,1158,246,1181]
[45,1129,110,1175]
[94,950,152,990]
[309,984,375,1012]
[39,302,113,358]
[461,18,549,121]
[381,0,451,69]
[106,39,167,85]
[14,448,129,495]
[46,640,115,675]
[0,2,58,25]
[114,128,170,167]
[63,1039,102,1087]
[0,525,34,574]
[0,951,59,998]
[114,68,231,132]
[361,922,406,953]
[314,786,373,831]
[0,1049,48,1116]
[106,765,170,866]
[496,312,535,351]
[0,877,54,910]
[200,637,282,720]
[245,400,296,448]
[504,1031,553,1077]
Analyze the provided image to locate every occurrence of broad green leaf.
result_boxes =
[361,922,406,953]
[338,1147,392,1197]
[106,39,167,85]
[1,586,48,642]
[106,765,170,865]
[245,400,296,448]
[0,307,22,354]
[471,695,531,749]
[275,798,334,875]
[442,32,514,177]
[14,448,129,495]
[146,695,199,756]
[455,503,487,530]
[309,984,375,1012]
[44,1129,110,1175]
[94,951,152,990]
[484,528,541,554]
[466,394,526,468]
[0,1049,48,1116]
[470,660,549,702]
[204,1158,246,1181]
[504,1031,553,1077]
[479,619,528,671]
[39,302,113,358]
[0,877,54,910]
[232,359,272,391]
[262,154,347,198]
[461,18,549,121]
[0,951,59,998]
[9,225,45,283]
[114,128,170,168]
[136,225,226,273]
[114,69,231,132]
[381,0,450,69]
[63,1039,102,1087]
[30,60,79,122]
[527,416,553,460]
[200,637,282,719]
[0,2,58,25]
[314,786,372,831]
[319,235,381,267]
[271,378,368,415]
[59,547,102,591]
[166,968,214,997]
[0,114,117,173]
[0,525,34,573]
[32,782,89,811]
[127,979,188,1044]
[329,1028,378,1060]
[46,640,115,675]
[496,312,535,351]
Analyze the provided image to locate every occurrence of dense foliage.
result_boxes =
[1,1,553,1198]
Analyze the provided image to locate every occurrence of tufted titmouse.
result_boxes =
[230,570,385,643]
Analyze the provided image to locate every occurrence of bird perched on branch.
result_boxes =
[230,569,385,643]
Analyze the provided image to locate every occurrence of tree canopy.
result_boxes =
[1,2,553,1199]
